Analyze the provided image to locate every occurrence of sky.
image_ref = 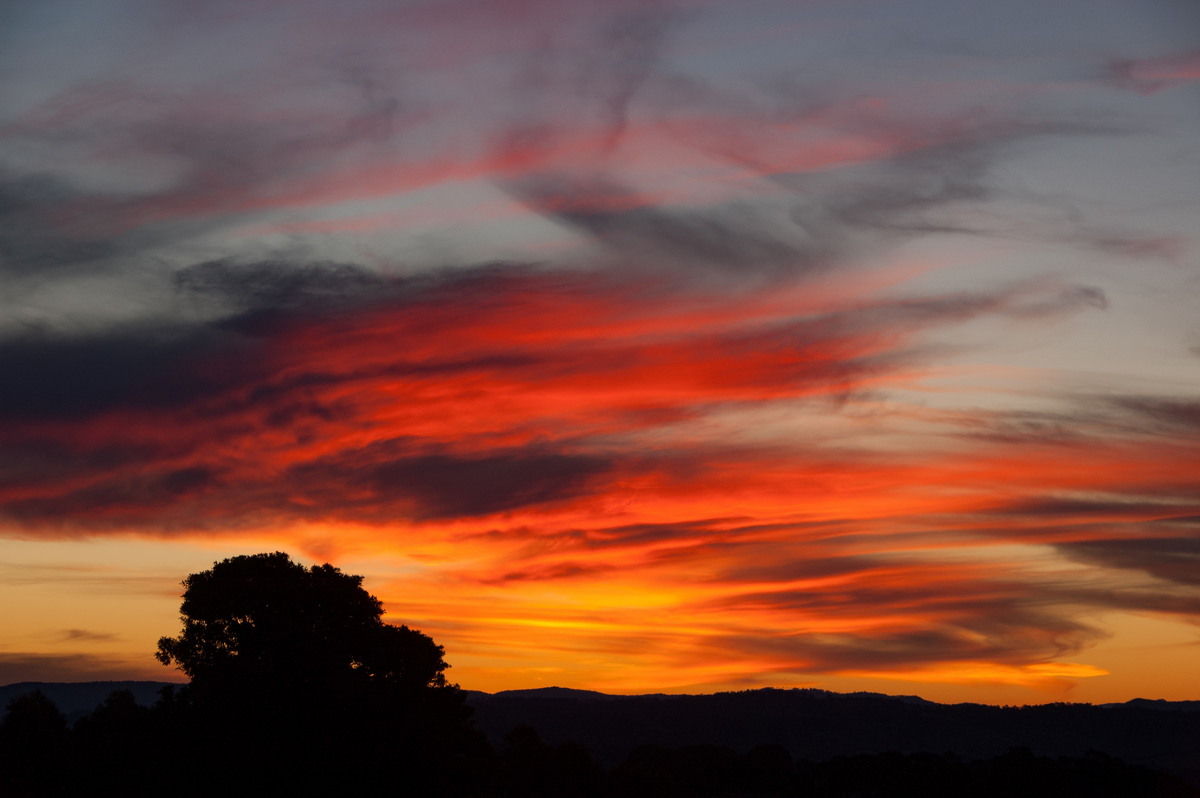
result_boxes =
[1,0,1198,705]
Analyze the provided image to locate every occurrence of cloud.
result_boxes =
[1103,396,1200,434]
[690,558,1108,667]
[0,70,413,235]
[0,559,178,598]
[1108,49,1200,94]
[937,390,1200,461]
[0,324,229,420]
[60,629,119,643]
[712,617,1102,673]
[0,653,163,685]
[508,6,685,153]
[0,256,1116,534]
[989,495,1194,521]
[283,444,615,521]
[0,171,118,277]
[173,258,386,315]
[1057,537,1200,586]
[494,561,619,584]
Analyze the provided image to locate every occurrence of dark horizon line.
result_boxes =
[3,678,1197,710]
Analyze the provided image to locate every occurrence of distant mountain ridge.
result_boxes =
[474,686,938,705]
[0,681,177,722]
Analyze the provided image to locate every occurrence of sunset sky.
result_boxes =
[2,0,1198,705]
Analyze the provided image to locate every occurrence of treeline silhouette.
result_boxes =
[466,687,1200,782]
[2,688,1198,797]
[2,553,1197,797]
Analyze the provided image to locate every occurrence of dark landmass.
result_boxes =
[4,681,1199,795]
[465,687,1200,786]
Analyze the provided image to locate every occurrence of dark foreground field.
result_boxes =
[3,681,1198,797]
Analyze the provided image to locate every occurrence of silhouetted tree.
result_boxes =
[155,552,485,796]
[156,551,448,696]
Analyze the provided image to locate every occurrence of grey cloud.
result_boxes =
[1,255,399,424]
[822,282,1107,337]
[591,11,681,150]
[0,466,220,529]
[502,4,685,156]
[281,443,614,522]
[1105,396,1200,433]
[511,176,823,276]
[713,612,1102,672]
[693,564,1115,671]
[0,55,409,243]
[0,323,246,421]
[934,389,1200,449]
[781,140,998,241]
[0,439,613,530]
[1057,537,1200,586]
[0,440,168,497]
[956,411,1090,446]
[61,629,119,643]
[174,257,386,315]
[0,653,160,685]
[1053,582,1200,617]
[990,496,1191,520]
[815,156,1177,268]
[331,52,405,144]
[509,113,1136,284]
[1106,49,1200,95]
[690,88,1157,268]
[0,171,117,276]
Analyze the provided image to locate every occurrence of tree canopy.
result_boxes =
[156,551,449,696]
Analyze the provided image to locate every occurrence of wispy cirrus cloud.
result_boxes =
[0,652,166,684]
[60,629,119,644]
[1108,49,1200,94]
